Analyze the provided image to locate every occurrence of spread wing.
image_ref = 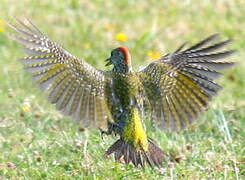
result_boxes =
[138,34,235,131]
[8,18,112,129]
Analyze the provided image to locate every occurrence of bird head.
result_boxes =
[105,47,132,73]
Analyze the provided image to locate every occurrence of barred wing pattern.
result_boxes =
[139,34,234,131]
[8,19,111,129]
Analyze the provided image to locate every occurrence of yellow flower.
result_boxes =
[147,51,161,60]
[0,20,5,33]
[84,42,91,49]
[22,103,31,112]
[104,24,113,31]
[115,33,128,42]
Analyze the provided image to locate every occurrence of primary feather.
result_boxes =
[138,34,235,131]
[8,18,112,129]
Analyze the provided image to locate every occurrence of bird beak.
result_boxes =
[105,58,112,66]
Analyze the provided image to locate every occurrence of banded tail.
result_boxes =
[104,138,165,168]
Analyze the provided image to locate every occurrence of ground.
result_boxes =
[0,0,244,179]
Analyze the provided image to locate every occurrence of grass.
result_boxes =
[0,0,244,179]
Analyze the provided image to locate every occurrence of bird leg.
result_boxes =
[100,122,120,140]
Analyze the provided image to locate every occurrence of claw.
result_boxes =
[99,122,121,140]
[99,128,112,140]
[99,128,106,140]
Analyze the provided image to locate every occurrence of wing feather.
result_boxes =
[8,18,111,129]
[139,34,234,131]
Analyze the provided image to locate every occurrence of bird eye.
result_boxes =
[117,51,122,56]
[116,50,122,56]
[111,50,119,56]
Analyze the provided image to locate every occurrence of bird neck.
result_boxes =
[112,63,132,74]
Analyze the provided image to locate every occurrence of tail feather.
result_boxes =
[104,138,165,168]
[147,139,165,166]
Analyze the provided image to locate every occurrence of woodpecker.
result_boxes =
[8,19,235,168]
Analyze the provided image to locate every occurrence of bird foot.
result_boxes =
[99,128,111,140]
[99,122,119,140]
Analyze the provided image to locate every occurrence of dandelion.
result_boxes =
[147,50,161,60]
[104,24,113,31]
[115,33,128,42]
[0,20,4,33]
[84,42,91,49]
[22,101,31,113]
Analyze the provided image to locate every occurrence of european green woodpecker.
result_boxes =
[8,19,234,168]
